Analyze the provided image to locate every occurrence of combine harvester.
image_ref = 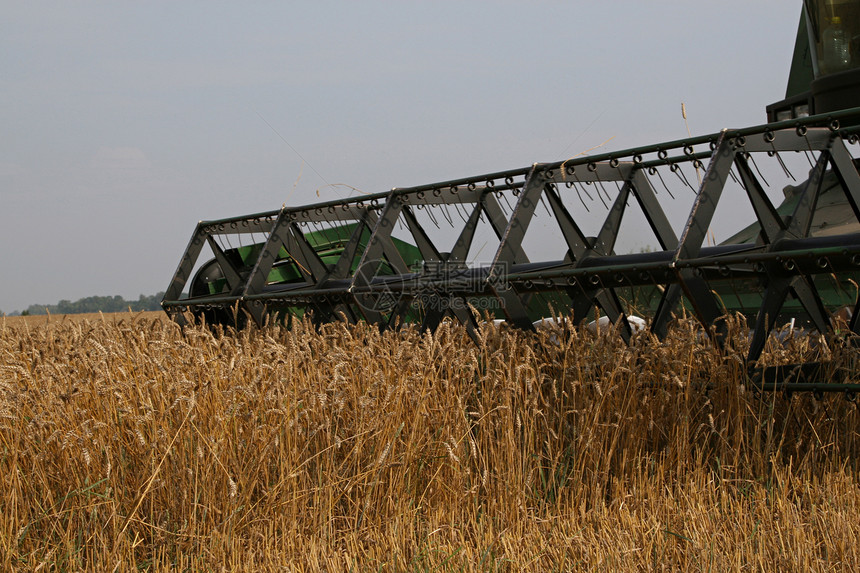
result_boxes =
[164,0,860,393]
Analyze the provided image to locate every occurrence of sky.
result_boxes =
[1,1,802,313]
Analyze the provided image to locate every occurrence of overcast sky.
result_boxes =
[1,1,801,313]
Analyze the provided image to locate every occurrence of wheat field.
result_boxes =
[1,313,859,571]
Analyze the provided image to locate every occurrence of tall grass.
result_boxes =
[0,314,858,571]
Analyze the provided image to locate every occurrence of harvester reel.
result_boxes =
[163,110,860,393]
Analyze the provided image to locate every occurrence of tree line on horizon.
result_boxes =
[4,293,165,316]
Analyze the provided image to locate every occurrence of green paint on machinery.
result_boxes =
[190,223,422,297]
[164,1,860,393]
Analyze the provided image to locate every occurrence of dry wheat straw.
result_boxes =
[0,315,858,570]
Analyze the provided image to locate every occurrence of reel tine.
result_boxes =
[772,150,797,181]
[803,149,816,168]
[574,183,591,212]
[672,162,696,193]
[747,153,769,188]
[539,194,553,217]
[577,178,594,202]
[727,165,741,186]
[453,200,469,224]
[425,205,441,229]
[651,166,675,199]
[585,173,608,209]
[499,189,515,214]
[440,204,454,227]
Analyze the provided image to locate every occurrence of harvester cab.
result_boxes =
[163,1,860,393]
[768,0,860,122]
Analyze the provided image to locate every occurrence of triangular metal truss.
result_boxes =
[164,110,860,377]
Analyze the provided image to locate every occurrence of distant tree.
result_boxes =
[20,293,165,316]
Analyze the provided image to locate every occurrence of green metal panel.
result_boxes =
[787,11,815,99]
[198,222,424,296]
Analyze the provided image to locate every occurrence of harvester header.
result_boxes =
[164,1,860,394]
